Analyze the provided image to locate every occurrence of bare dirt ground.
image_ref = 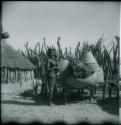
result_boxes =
[1,82,119,124]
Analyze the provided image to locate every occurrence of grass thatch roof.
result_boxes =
[1,39,35,70]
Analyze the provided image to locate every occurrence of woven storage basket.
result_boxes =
[57,59,73,79]
[81,51,100,71]
[66,68,104,88]
[71,61,91,78]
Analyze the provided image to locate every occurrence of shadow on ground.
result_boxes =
[2,89,119,116]
[97,97,119,115]
[2,89,91,106]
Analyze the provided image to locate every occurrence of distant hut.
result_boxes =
[1,30,35,89]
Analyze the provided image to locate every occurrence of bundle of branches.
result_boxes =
[19,38,48,79]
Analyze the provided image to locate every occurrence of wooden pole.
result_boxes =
[109,86,112,99]
[103,68,109,100]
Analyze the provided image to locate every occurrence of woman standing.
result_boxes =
[46,48,59,106]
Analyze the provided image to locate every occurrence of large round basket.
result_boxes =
[57,59,73,79]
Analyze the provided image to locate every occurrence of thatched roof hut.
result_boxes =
[1,39,35,70]
[1,31,35,84]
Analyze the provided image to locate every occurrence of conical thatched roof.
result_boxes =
[1,39,35,70]
[81,51,100,71]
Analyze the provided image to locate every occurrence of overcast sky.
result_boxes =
[2,2,120,52]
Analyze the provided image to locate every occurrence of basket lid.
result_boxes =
[81,51,97,64]
[81,51,100,71]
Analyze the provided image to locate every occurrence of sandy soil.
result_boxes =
[1,81,119,124]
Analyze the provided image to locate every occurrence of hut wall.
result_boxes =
[1,68,35,94]
[1,68,34,84]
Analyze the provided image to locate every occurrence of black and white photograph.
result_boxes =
[1,1,120,124]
